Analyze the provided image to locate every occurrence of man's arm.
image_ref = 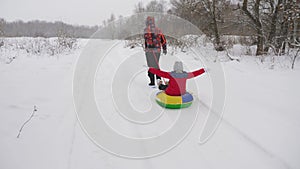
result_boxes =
[149,68,171,79]
[144,32,148,49]
[187,68,205,79]
[161,34,167,50]
[160,32,167,51]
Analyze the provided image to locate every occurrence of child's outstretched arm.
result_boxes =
[148,68,171,79]
[187,68,205,79]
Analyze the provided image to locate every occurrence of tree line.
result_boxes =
[170,0,300,55]
[0,0,299,56]
[0,18,98,38]
[101,0,299,56]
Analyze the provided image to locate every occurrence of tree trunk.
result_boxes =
[264,0,282,53]
[257,30,264,56]
[242,0,264,56]
[211,0,223,51]
[277,0,290,55]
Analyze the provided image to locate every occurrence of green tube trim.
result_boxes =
[156,100,192,109]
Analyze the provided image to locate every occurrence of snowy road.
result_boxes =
[0,40,299,169]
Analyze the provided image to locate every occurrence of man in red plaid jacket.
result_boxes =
[144,16,167,86]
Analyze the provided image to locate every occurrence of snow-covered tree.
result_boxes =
[107,13,116,39]
[57,28,77,51]
[171,0,230,51]
[134,0,167,13]
[240,0,265,55]
[239,0,299,55]
[134,1,145,13]
[146,0,167,13]
[0,18,4,37]
[0,18,98,38]
[0,18,4,47]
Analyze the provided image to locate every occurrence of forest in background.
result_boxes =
[0,0,299,56]
[0,18,98,38]
[101,0,300,56]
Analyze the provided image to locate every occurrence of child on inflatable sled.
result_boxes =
[148,61,206,96]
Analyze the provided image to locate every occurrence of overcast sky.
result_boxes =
[0,0,158,26]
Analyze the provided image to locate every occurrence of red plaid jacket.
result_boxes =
[144,17,167,52]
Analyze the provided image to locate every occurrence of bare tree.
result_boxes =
[239,0,299,56]
[134,1,145,13]
[0,18,4,37]
[171,0,228,51]
[282,0,300,48]
[198,0,227,51]
[0,18,4,47]
[107,13,116,39]
[134,0,167,14]
[146,0,167,13]
[57,26,77,50]
[263,0,283,53]
[240,0,265,56]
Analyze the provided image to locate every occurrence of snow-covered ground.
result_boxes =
[0,38,299,169]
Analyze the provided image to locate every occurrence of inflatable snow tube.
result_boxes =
[155,91,193,109]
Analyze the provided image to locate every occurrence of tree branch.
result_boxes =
[17,105,38,138]
[241,0,261,28]
[292,48,300,69]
